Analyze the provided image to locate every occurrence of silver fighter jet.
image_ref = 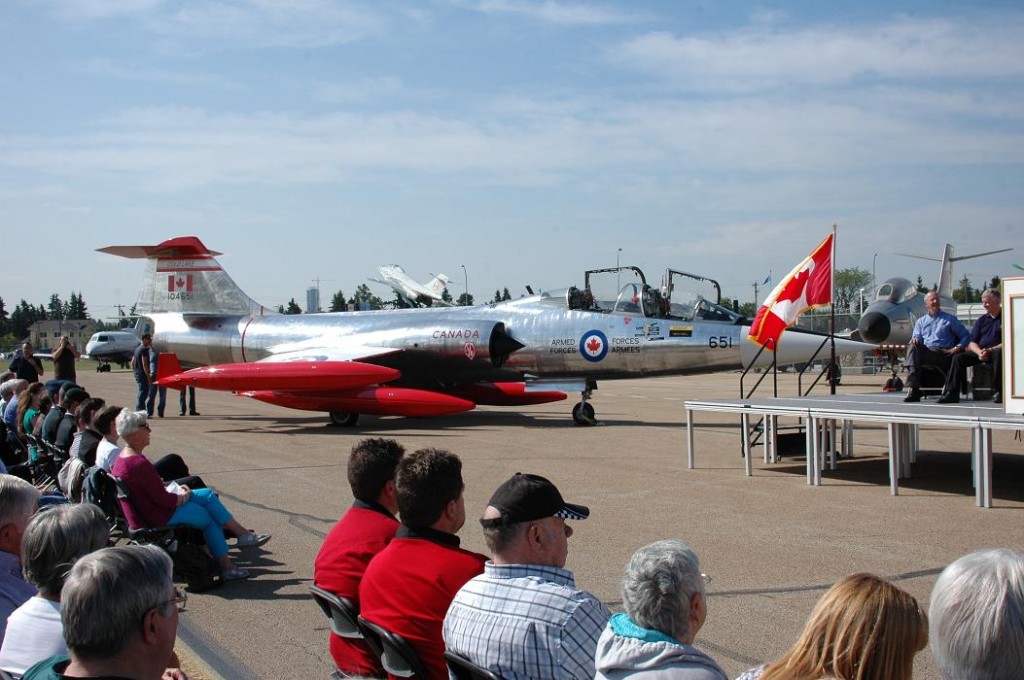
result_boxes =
[101,236,872,426]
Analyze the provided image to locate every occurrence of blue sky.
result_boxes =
[1,0,1021,318]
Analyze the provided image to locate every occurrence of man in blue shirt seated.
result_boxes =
[938,287,1003,404]
[443,473,610,680]
[904,291,969,403]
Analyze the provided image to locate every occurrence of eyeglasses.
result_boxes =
[700,572,713,588]
[141,424,151,431]
[162,587,187,613]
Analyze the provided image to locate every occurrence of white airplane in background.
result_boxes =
[84,330,141,371]
[369,265,451,307]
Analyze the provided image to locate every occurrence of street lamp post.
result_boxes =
[616,248,622,289]
[461,265,468,306]
[872,252,877,291]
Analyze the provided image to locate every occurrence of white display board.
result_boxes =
[1004,277,1024,416]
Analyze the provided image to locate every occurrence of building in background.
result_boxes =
[306,286,321,314]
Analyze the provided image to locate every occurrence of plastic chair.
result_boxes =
[444,649,502,680]
[357,616,428,678]
[309,585,363,639]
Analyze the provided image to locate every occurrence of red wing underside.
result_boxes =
[242,388,475,417]
[155,360,400,392]
[156,353,559,417]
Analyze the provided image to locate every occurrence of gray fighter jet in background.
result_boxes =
[855,244,1013,346]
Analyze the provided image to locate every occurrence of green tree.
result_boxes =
[349,284,384,310]
[10,300,42,339]
[440,287,453,304]
[66,292,88,319]
[0,297,8,337]
[329,290,348,312]
[952,275,979,304]
[457,293,474,306]
[502,287,512,301]
[833,267,873,313]
[491,289,503,304]
[48,294,64,320]
[915,276,930,294]
[284,298,302,314]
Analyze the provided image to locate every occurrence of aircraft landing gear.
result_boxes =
[329,412,359,427]
[572,382,598,426]
[572,402,596,426]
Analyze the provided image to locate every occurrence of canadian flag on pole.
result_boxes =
[747,232,834,349]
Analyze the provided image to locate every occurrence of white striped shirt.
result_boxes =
[443,562,610,680]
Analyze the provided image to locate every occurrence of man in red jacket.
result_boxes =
[314,438,405,678]
[358,448,487,680]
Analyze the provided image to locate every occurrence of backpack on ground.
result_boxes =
[171,538,223,593]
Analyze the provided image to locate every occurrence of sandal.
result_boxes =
[235,531,271,548]
[221,567,251,581]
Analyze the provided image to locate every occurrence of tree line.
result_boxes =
[276,284,491,314]
[0,293,112,346]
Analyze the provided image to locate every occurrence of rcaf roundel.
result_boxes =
[579,330,608,362]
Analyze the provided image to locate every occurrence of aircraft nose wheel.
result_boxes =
[329,412,360,427]
[572,402,596,426]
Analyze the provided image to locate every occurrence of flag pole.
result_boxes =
[830,223,837,396]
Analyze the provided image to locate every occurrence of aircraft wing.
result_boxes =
[259,343,403,364]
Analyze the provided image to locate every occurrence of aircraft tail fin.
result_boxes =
[896,243,1013,299]
[154,352,184,389]
[425,273,450,299]
[99,236,270,316]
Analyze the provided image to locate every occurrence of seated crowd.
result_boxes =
[0,367,275,679]
[315,437,1024,680]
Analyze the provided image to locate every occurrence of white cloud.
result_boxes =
[43,0,386,49]
[46,0,163,21]
[74,57,238,87]
[464,0,642,26]
[312,76,410,104]
[613,15,1024,91]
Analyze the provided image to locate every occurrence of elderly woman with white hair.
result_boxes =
[111,410,270,581]
[594,539,726,680]
[930,548,1024,680]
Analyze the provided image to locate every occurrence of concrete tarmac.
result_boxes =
[85,369,1024,679]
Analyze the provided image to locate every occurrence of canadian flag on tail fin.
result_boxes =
[168,274,193,293]
[748,232,834,349]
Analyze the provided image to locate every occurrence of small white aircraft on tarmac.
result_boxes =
[84,330,141,371]
[369,265,451,307]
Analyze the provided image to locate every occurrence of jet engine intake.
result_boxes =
[421,321,523,367]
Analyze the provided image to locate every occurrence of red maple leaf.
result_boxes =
[176,277,186,289]
[586,337,602,353]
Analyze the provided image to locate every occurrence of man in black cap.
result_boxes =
[443,472,610,679]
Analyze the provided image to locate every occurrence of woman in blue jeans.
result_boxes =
[111,409,271,580]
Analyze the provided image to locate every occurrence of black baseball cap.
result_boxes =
[479,473,589,528]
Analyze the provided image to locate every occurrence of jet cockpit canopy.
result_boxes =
[875,278,919,304]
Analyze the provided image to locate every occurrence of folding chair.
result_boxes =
[309,586,374,680]
[309,585,363,639]
[444,650,502,680]
[357,616,428,678]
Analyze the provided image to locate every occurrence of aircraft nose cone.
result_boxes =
[858,311,891,344]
